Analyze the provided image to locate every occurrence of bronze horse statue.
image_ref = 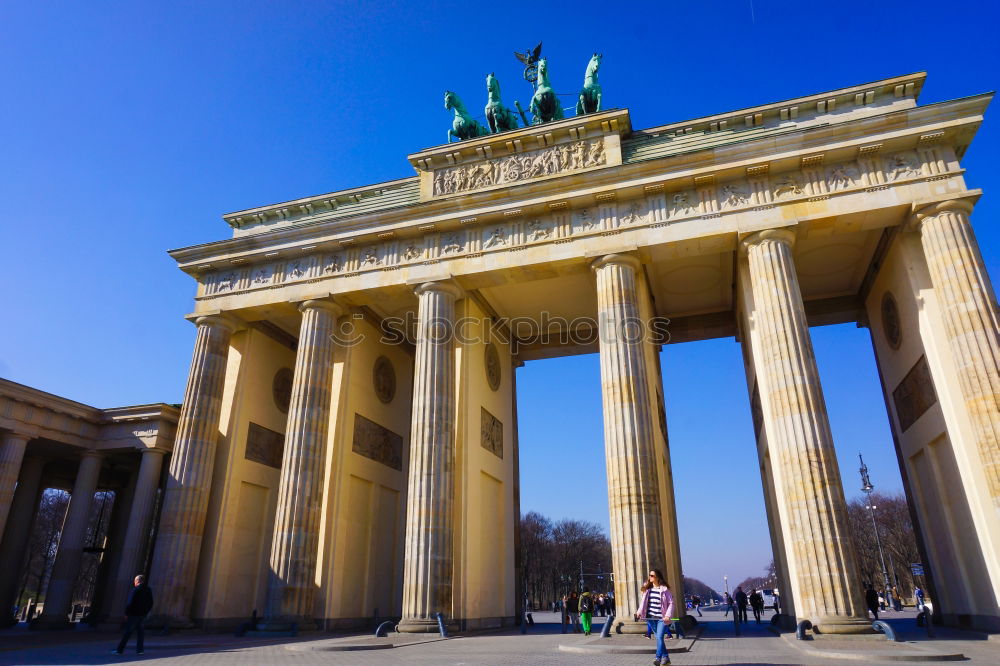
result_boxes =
[485,73,519,133]
[528,59,563,124]
[576,53,602,115]
[445,90,489,142]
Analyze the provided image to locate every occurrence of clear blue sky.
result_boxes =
[1,1,998,589]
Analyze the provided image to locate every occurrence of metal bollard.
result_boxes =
[599,614,615,638]
[733,609,741,636]
[374,621,394,638]
[435,612,449,638]
[796,619,812,640]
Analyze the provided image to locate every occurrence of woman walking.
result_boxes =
[635,569,674,666]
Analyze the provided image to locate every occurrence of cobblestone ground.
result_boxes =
[3,607,998,665]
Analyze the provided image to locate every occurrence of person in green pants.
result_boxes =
[579,587,595,636]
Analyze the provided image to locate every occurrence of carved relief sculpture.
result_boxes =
[722,184,749,208]
[484,227,507,248]
[887,153,920,181]
[773,175,803,198]
[526,219,550,241]
[828,164,853,190]
[432,137,606,196]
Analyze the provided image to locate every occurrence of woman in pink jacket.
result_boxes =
[635,569,674,665]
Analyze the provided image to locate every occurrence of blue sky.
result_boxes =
[1,1,998,588]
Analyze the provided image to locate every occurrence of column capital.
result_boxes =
[140,446,168,457]
[2,432,31,445]
[590,252,641,272]
[739,228,796,255]
[413,280,464,300]
[79,449,103,461]
[909,197,976,230]
[297,298,343,317]
[188,312,241,333]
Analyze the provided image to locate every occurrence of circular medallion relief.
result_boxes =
[373,355,396,404]
[881,292,902,350]
[272,368,294,414]
[485,343,501,392]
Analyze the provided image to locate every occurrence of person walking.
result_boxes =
[692,594,703,617]
[112,575,154,656]
[749,589,764,623]
[915,586,925,612]
[864,583,880,620]
[635,569,673,666]
[891,586,902,611]
[734,586,749,624]
[566,590,581,633]
[579,587,595,636]
[723,591,733,617]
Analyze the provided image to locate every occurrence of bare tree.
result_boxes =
[846,491,920,597]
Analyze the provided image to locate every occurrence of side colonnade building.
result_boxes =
[0,379,178,627]
[4,72,999,634]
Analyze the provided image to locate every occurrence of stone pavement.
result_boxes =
[2,608,998,665]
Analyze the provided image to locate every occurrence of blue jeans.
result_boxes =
[654,619,671,660]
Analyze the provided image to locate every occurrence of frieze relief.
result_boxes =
[201,149,953,298]
[432,137,606,196]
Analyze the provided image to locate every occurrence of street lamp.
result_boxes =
[859,453,892,600]
[724,575,729,595]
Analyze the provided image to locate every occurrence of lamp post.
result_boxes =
[724,575,729,595]
[859,453,892,600]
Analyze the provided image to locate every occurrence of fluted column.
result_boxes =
[0,456,45,618]
[261,300,342,630]
[399,281,463,633]
[912,200,1000,514]
[0,432,30,538]
[741,229,868,631]
[148,314,237,626]
[37,450,103,628]
[108,448,166,618]
[592,253,667,632]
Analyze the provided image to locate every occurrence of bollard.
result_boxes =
[795,619,812,640]
[872,620,899,641]
[374,621,394,638]
[599,614,615,638]
[435,612,449,638]
[520,609,527,634]
[733,608,741,636]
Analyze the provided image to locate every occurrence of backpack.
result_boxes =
[580,595,593,613]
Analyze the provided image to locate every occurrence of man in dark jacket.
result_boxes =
[113,575,154,655]
[864,583,880,620]
[734,586,749,624]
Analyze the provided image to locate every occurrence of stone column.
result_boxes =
[592,254,667,632]
[37,450,103,628]
[399,281,462,633]
[261,300,341,630]
[912,200,1000,514]
[0,432,30,539]
[148,314,237,626]
[108,448,166,618]
[741,229,868,631]
[0,456,45,617]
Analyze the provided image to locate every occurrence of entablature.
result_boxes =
[172,91,988,298]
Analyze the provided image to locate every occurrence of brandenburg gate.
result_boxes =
[128,71,999,633]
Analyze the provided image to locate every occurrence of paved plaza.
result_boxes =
[3,608,999,665]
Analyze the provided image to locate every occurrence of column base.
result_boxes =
[616,619,651,634]
[398,617,450,633]
[811,616,876,634]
